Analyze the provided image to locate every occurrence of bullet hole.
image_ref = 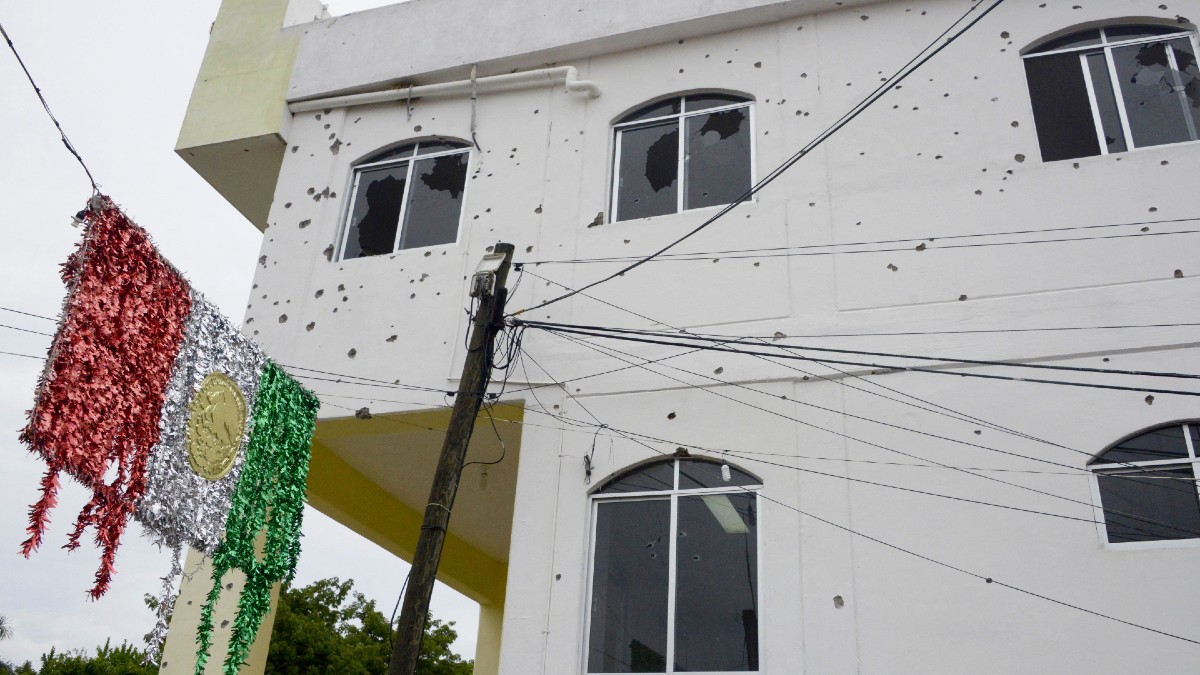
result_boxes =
[773,331,787,340]
[306,322,315,332]
[1149,207,1158,213]
[307,187,316,195]
[291,146,298,153]
[1103,357,1110,362]
[258,255,268,267]
[315,289,324,298]
[330,139,343,154]
[958,294,968,301]
[338,284,346,291]
[667,412,677,420]
[754,61,762,68]
[679,68,685,73]
[555,573,561,580]
[347,348,357,359]
[974,429,982,435]
[833,595,845,608]
[284,202,292,208]
[534,205,543,214]
[1011,121,1019,127]
[1146,395,1155,405]
[278,314,288,323]
[754,262,760,267]
[1175,269,1184,278]
[526,246,534,253]
[714,367,724,374]
[1072,163,1080,169]
[915,243,927,251]
[424,251,432,257]
[245,317,255,324]
[342,296,349,302]
[221,620,230,629]
[410,293,416,299]
[355,407,372,419]
[419,273,429,282]
[299,219,311,229]
[414,125,423,132]
[1001,31,1010,38]
[226,582,234,591]
[386,334,398,342]
[974,190,983,195]
[1162,160,1170,166]
[887,263,898,271]
[935,155,943,160]
[1014,154,1026,163]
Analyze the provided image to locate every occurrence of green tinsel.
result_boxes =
[194,360,319,674]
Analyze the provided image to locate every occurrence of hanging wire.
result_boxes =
[1,20,100,194]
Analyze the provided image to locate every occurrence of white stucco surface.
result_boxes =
[229,0,1200,672]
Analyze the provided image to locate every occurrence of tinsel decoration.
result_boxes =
[20,195,192,599]
[194,361,319,674]
[136,292,267,657]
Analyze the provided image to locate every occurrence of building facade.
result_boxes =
[163,0,1200,672]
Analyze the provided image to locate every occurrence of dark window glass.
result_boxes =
[600,462,676,494]
[1092,425,1189,465]
[684,94,749,112]
[416,140,468,155]
[678,460,759,490]
[1106,25,1184,41]
[1032,30,1102,53]
[1190,424,1200,450]
[674,494,758,672]
[1112,40,1200,147]
[588,500,671,673]
[622,99,682,124]
[685,108,751,210]
[1086,52,1129,152]
[343,165,407,259]
[1024,52,1102,161]
[399,153,468,249]
[365,143,416,163]
[616,122,679,221]
[1096,467,1200,542]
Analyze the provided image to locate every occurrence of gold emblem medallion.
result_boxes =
[186,372,247,481]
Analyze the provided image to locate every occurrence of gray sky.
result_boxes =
[0,0,478,666]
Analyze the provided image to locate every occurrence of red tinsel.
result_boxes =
[20,197,191,599]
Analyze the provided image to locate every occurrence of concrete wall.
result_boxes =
[238,0,1200,672]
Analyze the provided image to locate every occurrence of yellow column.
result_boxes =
[473,602,505,675]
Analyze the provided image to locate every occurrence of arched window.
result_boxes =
[1022,23,1200,161]
[338,139,471,260]
[586,456,762,673]
[611,93,754,222]
[1088,422,1200,543]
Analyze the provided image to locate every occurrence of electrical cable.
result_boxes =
[0,349,43,360]
[0,21,99,193]
[517,319,1200,381]
[519,215,1200,265]
[521,346,1200,647]
[0,306,56,322]
[0,323,54,337]
[509,0,1008,316]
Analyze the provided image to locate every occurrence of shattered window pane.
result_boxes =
[339,142,470,259]
[616,121,679,221]
[343,165,407,259]
[400,152,469,249]
[685,107,751,210]
[1032,29,1101,53]
[1024,26,1200,160]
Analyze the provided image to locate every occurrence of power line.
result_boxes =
[0,306,56,323]
[517,320,1200,381]
[510,0,1008,316]
[0,349,43,360]
[0,20,99,193]
[519,345,1200,647]
[522,322,1200,398]
[0,323,54,337]
[520,219,1200,265]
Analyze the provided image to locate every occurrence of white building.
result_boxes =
[162,0,1200,672]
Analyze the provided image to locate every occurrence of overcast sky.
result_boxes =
[0,1,479,667]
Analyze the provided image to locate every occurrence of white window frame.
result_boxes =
[581,458,764,675]
[336,141,472,261]
[1023,25,1200,158]
[1088,422,1200,550]
[610,96,757,223]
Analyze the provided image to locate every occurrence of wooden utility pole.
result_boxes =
[389,242,515,675]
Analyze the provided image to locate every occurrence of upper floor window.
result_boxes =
[611,94,753,222]
[1088,422,1200,544]
[1023,24,1200,161]
[586,457,761,673]
[338,140,470,260]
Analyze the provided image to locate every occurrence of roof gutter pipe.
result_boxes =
[288,65,600,113]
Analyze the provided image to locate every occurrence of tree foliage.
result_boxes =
[23,640,156,675]
[266,577,471,675]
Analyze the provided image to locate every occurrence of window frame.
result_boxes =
[1088,421,1200,550]
[582,458,764,674]
[609,95,757,223]
[1022,24,1200,160]
[336,140,472,261]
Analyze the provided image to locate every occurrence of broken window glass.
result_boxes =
[685,107,751,210]
[1023,25,1199,161]
[339,140,470,260]
[613,94,753,222]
